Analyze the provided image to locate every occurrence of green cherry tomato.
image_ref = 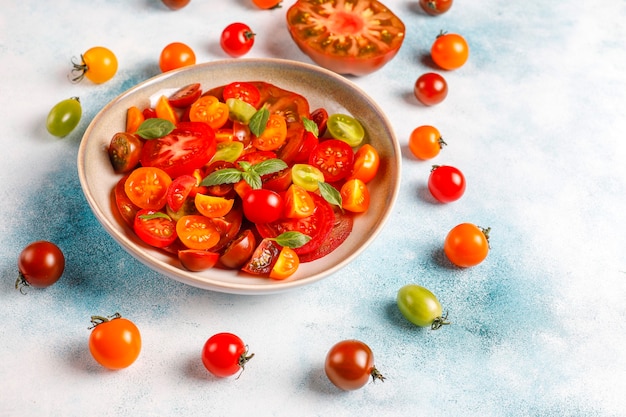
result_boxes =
[212,141,244,163]
[291,163,325,192]
[327,113,365,147]
[46,97,82,137]
[226,98,257,124]
[397,284,449,329]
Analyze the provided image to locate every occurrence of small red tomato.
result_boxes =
[220,23,255,58]
[428,165,466,203]
[325,340,385,391]
[16,241,65,291]
[201,332,254,378]
[414,72,448,106]
[242,189,284,224]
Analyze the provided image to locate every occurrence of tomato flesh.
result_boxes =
[133,209,178,248]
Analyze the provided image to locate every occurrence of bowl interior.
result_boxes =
[78,58,401,294]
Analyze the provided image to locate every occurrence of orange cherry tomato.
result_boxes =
[252,0,282,9]
[252,114,287,151]
[283,184,315,219]
[176,215,221,250]
[126,106,145,133]
[194,194,234,218]
[409,125,446,160]
[349,144,380,183]
[189,95,229,129]
[155,95,179,125]
[89,313,141,370]
[443,223,490,267]
[431,32,469,70]
[340,178,370,213]
[124,167,172,210]
[270,246,299,280]
[159,42,196,72]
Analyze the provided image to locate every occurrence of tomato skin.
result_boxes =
[286,0,405,76]
[397,284,447,328]
[159,42,196,72]
[16,241,65,290]
[325,340,384,391]
[414,72,448,106]
[308,139,355,183]
[219,229,256,269]
[133,209,178,248]
[178,250,220,271]
[349,144,380,183]
[108,132,143,173]
[202,333,253,378]
[220,23,255,58]
[46,97,82,137]
[419,0,453,15]
[431,33,469,70]
[242,189,284,224]
[428,165,466,203]
[89,314,141,370]
[72,46,117,84]
[409,125,445,160]
[444,223,490,267]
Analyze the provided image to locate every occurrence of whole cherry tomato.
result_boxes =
[419,0,453,15]
[70,46,118,84]
[397,284,449,329]
[252,0,282,9]
[428,165,466,203]
[159,42,196,72]
[414,72,448,106]
[201,332,254,378]
[431,32,469,70]
[16,241,65,291]
[444,223,490,267]
[161,0,190,10]
[242,189,284,224]
[325,340,385,391]
[409,125,446,160]
[89,313,142,370]
[220,23,255,58]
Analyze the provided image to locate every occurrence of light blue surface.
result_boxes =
[1,1,625,416]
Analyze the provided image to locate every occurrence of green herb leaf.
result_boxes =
[200,168,243,186]
[249,107,270,137]
[274,231,311,249]
[242,171,262,190]
[138,211,172,221]
[302,116,319,137]
[252,158,288,176]
[135,118,175,139]
[318,181,342,210]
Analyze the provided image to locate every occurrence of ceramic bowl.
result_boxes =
[77,58,401,294]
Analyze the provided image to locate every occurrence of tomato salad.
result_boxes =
[107,81,381,279]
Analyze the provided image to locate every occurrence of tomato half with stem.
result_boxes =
[340,178,370,213]
[444,223,490,267]
[349,144,380,183]
[133,209,178,248]
[414,72,448,106]
[428,165,466,203]
[202,333,254,378]
[309,139,354,183]
[431,32,469,70]
[89,313,141,370]
[270,246,299,280]
[178,250,220,272]
[16,241,65,291]
[176,215,221,250]
[124,167,172,210]
[286,0,406,76]
[140,122,216,178]
[108,132,143,174]
[325,340,385,391]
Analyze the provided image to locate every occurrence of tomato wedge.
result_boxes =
[284,183,315,219]
[270,246,299,280]
[252,114,287,151]
[349,143,380,183]
[340,178,370,213]
[242,238,281,275]
[140,122,216,178]
[168,83,202,108]
[286,0,406,76]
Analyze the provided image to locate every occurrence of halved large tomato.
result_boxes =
[286,0,406,76]
[140,122,216,178]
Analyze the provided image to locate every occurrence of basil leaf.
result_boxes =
[135,118,175,139]
[249,107,270,137]
[302,116,319,137]
[318,181,342,210]
[138,211,172,221]
[252,158,288,177]
[242,171,262,189]
[274,231,311,249]
[200,168,243,186]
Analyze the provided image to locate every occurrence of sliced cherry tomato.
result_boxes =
[143,107,157,120]
[211,202,244,252]
[108,132,143,174]
[219,229,256,269]
[166,174,197,212]
[242,238,281,275]
[194,194,234,218]
[293,131,319,164]
[140,122,216,178]
[252,114,287,151]
[176,215,221,250]
[220,22,256,58]
[283,184,315,219]
[414,72,448,106]
[291,163,324,192]
[223,82,261,107]
[236,150,277,166]
[168,83,202,108]
[309,139,355,183]
[262,167,292,193]
[340,178,370,213]
[126,106,145,133]
[327,114,365,147]
[133,209,178,248]
[310,108,328,137]
[299,208,353,263]
[203,160,236,196]
[113,175,140,226]
[242,189,284,224]
[178,250,220,272]
[270,246,299,280]
[155,95,178,125]
[431,32,469,71]
[349,144,380,183]
[286,0,405,76]
[189,96,229,129]
[124,167,172,210]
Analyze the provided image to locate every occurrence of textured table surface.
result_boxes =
[1,1,625,416]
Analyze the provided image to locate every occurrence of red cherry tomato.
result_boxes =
[168,83,202,108]
[223,82,261,107]
[220,23,255,58]
[428,165,466,203]
[166,174,197,212]
[201,332,254,378]
[161,0,190,10]
[16,241,65,291]
[414,72,448,106]
[325,340,385,391]
[133,209,178,248]
[178,250,220,271]
[308,139,355,183]
[242,189,284,224]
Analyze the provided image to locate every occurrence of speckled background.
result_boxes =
[1,1,625,416]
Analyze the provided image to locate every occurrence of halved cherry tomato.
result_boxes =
[140,122,216,179]
[291,163,324,192]
[242,238,281,275]
[286,0,406,76]
[223,82,261,107]
[124,167,172,210]
[299,208,353,263]
[108,132,143,174]
[143,108,157,120]
[270,246,299,280]
[284,184,315,219]
[341,178,370,213]
[237,150,277,166]
[195,194,234,218]
[176,215,221,250]
[166,174,197,212]
[203,161,236,197]
[293,131,319,164]
[262,167,292,193]
[189,95,229,129]
[219,229,256,269]
[211,202,244,252]
[178,250,220,271]
[134,209,178,248]
[126,106,145,133]
[310,108,328,137]
[168,83,202,108]
[349,144,380,183]
[309,139,355,183]
[252,114,287,151]
[155,95,179,125]
[113,175,140,227]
